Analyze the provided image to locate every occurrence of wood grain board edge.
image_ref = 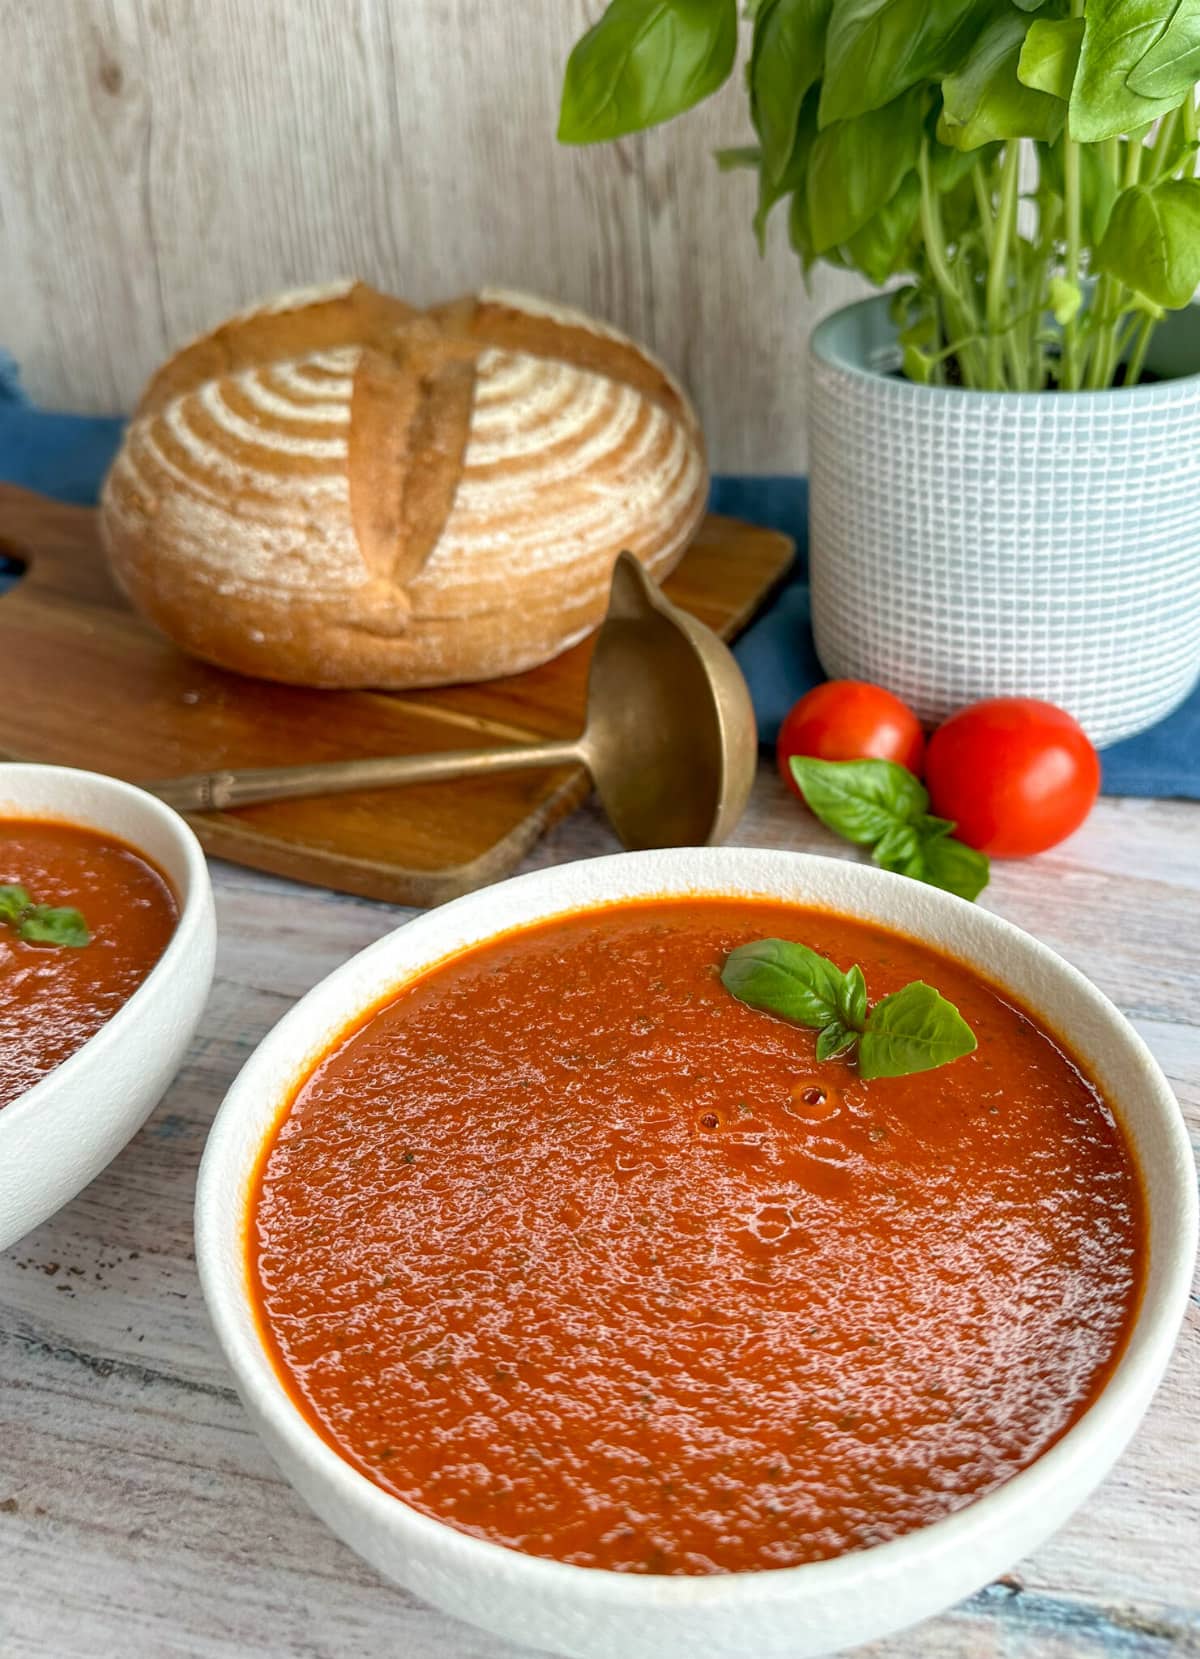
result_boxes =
[185,765,593,906]
[0,488,793,902]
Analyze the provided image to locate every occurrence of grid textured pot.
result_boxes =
[808,296,1200,747]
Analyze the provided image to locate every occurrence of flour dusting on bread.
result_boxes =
[100,283,708,689]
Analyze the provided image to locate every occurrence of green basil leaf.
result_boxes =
[558,0,738,143]
[1126,0,1200,101]
[1012,0,1050,10]
[1039,134,1119,243]
[0,884,31,923]
[1082,145,1121,243]
[819,0,992,125]
[715,145,762,170]
[1018,15,1083,101]
[721,937,844,1028]
[1095,179,1200,308]
[837,963,868,1030]
[918,833,991,902]
[750,0,831,181]
[756,87,821,251]
[844,168,922,282]
[18,905,91,948]
[788,176,819,271]
[872,835,928,882]
[789,755,929,845]
[1143,137,1200,188]
[806,87,929,252]
[941,10,1066,151]
[807,86,926,250]
[872,821,922,871]
[901,342,936,383]
[1070,0,1192,144]
[1048,274,1083,324]
[929,142,984,192]
[857,981,977,1080]
[816,1019,858,1061]
[871,814,989,900]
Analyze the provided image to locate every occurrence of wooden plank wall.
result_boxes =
[0,0,869,470]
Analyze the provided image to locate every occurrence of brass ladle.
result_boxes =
[149,553,758,849]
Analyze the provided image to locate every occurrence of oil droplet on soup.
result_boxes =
[249,899,1145,1575]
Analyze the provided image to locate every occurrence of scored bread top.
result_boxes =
[100,281,707,687]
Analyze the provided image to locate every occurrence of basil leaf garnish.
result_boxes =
[816,1020,858,1061]
[857,981,978,1080]
[721,939,976,1082]
[0,884,90,948]
[836,963,867,1029]
[720,937,846,1029]
[0,885,32,923]
[788,756,990,902]
[789,756,927,846]
[919,833,990,903]
[18,906,91,948]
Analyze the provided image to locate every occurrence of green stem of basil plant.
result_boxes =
[1124,313,1155,390]
[985,141,1022,390]
[1061,142,1082,389]
[1089,128,1150,389]
[1183,92,1198,167]
[918,139,967,376]
[1059,0,1085,392]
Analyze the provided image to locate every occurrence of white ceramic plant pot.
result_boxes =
[808,295,1200,747]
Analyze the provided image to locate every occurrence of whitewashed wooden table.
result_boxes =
[2,767,1197,1659]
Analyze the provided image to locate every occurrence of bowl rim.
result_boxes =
[195,845,1197,1608]
[809,291,1200,402]
[0,761,213,1129]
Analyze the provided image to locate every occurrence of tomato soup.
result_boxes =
[0,818,178,1109]
[249,899,1145,1575]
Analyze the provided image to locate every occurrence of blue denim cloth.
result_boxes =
[0,360,1193,799]
[0,352,125,505]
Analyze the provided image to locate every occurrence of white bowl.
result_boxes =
[0,764,216,1250]
[195,848,1196,1659]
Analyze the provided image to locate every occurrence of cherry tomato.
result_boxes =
[925,698,1100,857]
[776,680,925,796]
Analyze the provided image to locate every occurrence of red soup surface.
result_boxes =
[0,818,178,1109]
[249,899,1145,1575]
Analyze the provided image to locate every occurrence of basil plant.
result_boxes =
[558,1,1200,392]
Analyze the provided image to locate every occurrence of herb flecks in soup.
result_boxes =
[0,819,178,1108]
[249,899,1145,1576]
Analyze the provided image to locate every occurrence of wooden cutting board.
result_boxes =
[0,485,792,904]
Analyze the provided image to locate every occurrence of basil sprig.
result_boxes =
[788,757,990,903]
[721,938,976,1081]
[0,883,90,948]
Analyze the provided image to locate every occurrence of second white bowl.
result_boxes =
[0,764,216,1251]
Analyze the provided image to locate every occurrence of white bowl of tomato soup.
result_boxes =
[0,764,216,1250]
[196,847,1194,1659]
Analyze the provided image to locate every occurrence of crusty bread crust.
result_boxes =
[99,282,708,688]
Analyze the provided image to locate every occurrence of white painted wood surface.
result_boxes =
[1,771,1197,1658]
[0,0,866,471]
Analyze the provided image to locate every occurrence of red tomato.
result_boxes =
[925,698,1100,857]
[776,680,925,795]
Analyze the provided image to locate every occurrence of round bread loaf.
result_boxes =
[99,281,708,688]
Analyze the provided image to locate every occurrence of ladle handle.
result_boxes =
[147,739,583,813]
